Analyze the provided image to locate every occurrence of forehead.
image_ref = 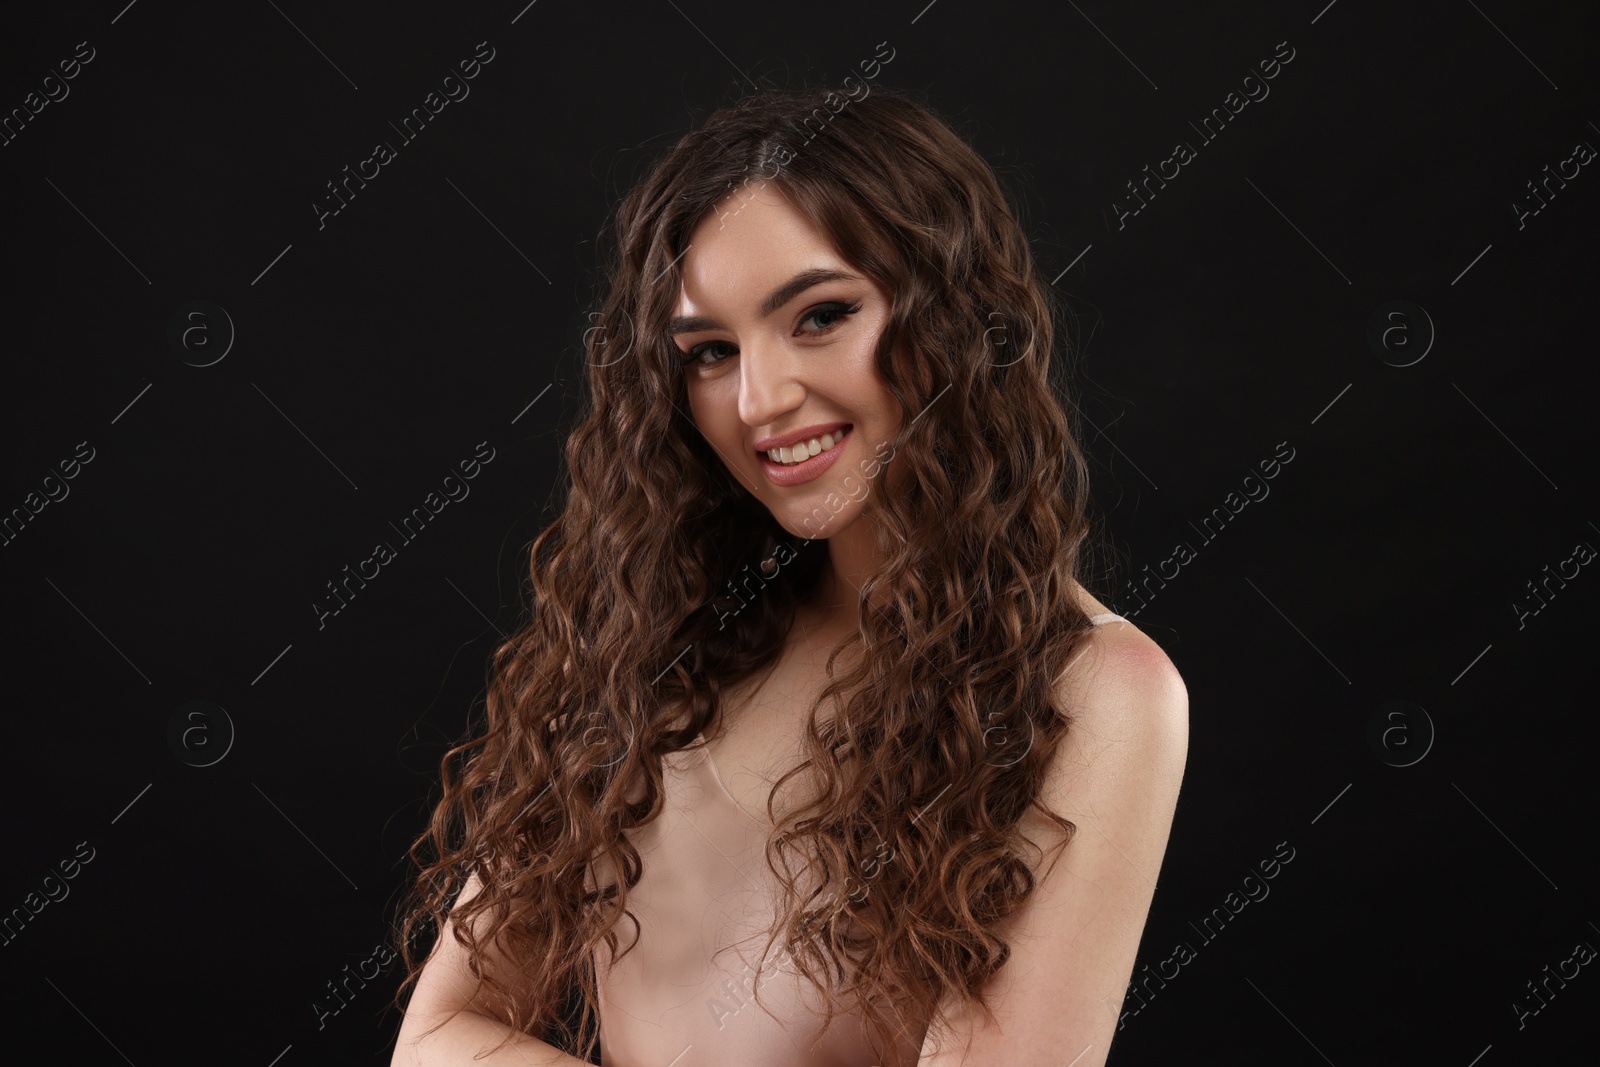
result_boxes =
[674,183,840,314]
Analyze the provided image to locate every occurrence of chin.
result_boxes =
[776,500,861,543]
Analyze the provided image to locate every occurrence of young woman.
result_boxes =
[390,83,1188,1067]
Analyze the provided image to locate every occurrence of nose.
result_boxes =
[737,336,805,434]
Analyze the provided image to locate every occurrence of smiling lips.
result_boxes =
[757,425,852,487]
[760,425,852,465]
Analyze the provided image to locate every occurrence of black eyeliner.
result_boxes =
[679,299,864,368]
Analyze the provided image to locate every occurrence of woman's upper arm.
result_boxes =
[394,869,526,1045]
[918,624,1189,1067]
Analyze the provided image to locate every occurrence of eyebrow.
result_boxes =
[665,267,863,338]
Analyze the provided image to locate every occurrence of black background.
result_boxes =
[1,1,1596,1064]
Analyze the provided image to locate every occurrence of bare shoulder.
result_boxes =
[1034,617,1189,832]
[1056,616,1187,738]
[917,618,1189,1063]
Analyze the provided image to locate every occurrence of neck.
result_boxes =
[803,515,881,632]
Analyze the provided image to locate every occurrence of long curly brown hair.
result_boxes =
[390,83,1111,1066]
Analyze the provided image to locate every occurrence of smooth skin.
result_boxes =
[672,179,906,631]
[673,181,1189,1067]
[394,182,1187,1067]
[392,868,594,1065]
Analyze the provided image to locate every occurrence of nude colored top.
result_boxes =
[593,612,1127,1066]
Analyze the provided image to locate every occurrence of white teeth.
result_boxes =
[766,427,849,466]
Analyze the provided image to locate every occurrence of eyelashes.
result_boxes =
[802,300,863,333]
[679,300,864,368]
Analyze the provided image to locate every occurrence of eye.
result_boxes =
[798,300,863,335]
[680,339,737,368]
[677,300,864,369]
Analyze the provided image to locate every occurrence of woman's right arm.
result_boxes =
[394,1006,594,1066]
[391,871,596,1067]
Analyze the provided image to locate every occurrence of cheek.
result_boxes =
[686,383,740,455]
[685,374,724,422]
[850,327,897,408]
[853,364,898,430]
[685,383,706,426]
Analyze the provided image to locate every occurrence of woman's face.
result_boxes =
[671,180,904,542]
